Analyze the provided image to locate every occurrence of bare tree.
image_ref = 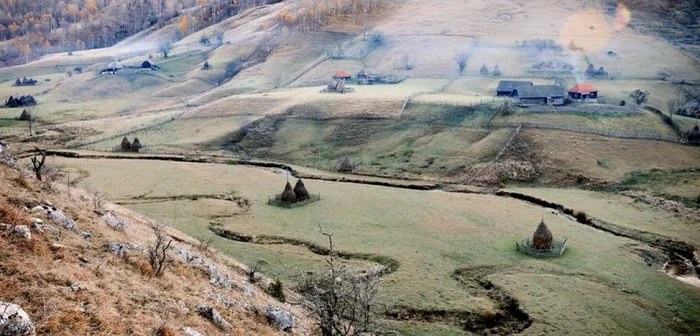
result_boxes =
[401,53,414,70]
[214,30,225,47]
[25,105,37,137]
[158,41,172,58]
[667,92,688,118]
[454,52,469,73]
[30,147,46,181]
[297,224,380,336]
[148,222,173,277]
[273,71,284,89]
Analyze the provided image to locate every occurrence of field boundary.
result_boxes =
[467,124,522,183]
[497,121,684,143]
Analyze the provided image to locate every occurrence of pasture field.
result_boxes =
[230,103,510,175]
[519,128,700,182]
[506,187,700,246]
[55,157,700,335]
[77,114,256,152]
[493,109,678,137]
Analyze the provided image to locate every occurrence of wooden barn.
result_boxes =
[568,83,598,102]
[496,80,533,96]
[141,59,160,70]
[332,70,352,81]
[512,85,566,106]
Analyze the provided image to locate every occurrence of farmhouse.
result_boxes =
[141,59,160,70]
[101,62,123,74]
[512,85,566,106]
[356,70,405,85]
[568,83,598,102]
[332,70,352,81]
[496,80,533,96]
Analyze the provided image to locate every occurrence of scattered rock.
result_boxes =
[48,209,77,231]
[12,225,31,241]
[79,256,90,264]
[0,301,36,336]
[51,243,65,250]
[106,243,127,258]
[42,200,53,207]
[178,300,190,316]
[174,248,236,289]
[30,206,48,215]
[243,284,256,297]
[69,283,82,292]
[102,211,127,231]
[196,305,232,330]
[265,306,295,331]
[81,231,93,241]
[182,327,206,336]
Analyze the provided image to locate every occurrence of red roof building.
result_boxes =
[332,70,352,80]
[568,83,598,101]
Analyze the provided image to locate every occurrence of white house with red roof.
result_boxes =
[568,83,599,102]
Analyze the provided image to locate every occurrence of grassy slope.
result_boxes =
[0,164,311,336]
[57,157,700,335]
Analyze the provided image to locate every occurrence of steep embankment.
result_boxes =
[0,161,313,335]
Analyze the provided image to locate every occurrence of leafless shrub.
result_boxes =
[148,222,173,277]
[85,184,107,211]
[29,147,46,181]
[196,235,215,255]
[297,224,380,336]
[248,259,267,283]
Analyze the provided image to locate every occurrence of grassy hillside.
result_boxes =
[56,157,700,335]
[0,161,312,335]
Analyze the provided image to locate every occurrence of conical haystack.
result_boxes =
[293,179,310,201]
[532,219,553,250]
[120,137,131,151]
[280,181,297,203]
[338,156,353,172]
[480,64,489,75]
[19,109,31,121]
[131,137,143,152]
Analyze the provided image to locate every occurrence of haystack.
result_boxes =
[131,137,143,152]
[480,64,489,75]
[492,64,502,77]
[280,181,297,203]
[19,110,31,121]
[338,156,353,172]
[120,137,131,151]
[293,179,310,201]
[532,219,553,250]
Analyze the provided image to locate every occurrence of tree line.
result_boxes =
[0,0,272,67]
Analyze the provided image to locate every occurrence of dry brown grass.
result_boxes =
[0,164,313,335]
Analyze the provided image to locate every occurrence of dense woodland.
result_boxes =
[0,0,273,67]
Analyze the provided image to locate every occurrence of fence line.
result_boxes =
[398,74,461,118]
[497,121,684,143]
[467,124,522,183]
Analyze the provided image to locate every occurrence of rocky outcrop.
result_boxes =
[196,305,232,330]
[0,302,36,336]
[265,306,295,331]
[102,211,127,231]
[12,225,31,241]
